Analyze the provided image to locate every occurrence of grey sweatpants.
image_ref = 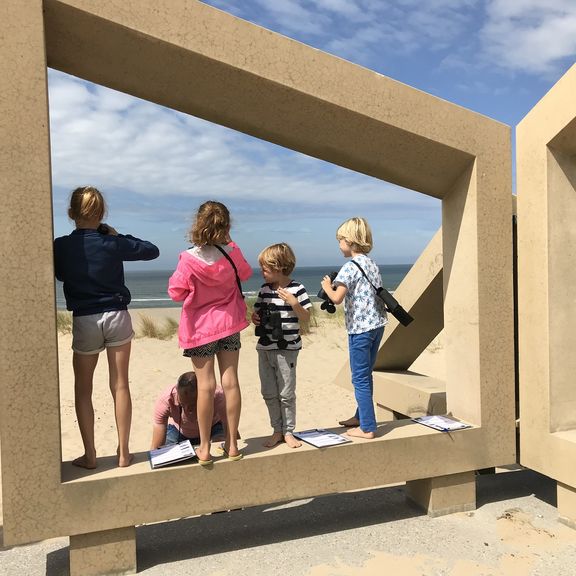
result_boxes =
[258,349,299,434]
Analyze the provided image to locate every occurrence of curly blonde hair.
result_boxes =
[189,201,231,245]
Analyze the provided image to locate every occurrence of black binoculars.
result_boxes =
[255,302,288,349]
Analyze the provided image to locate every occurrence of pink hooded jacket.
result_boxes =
[168,242,253,349]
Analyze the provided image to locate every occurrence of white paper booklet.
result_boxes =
[294,429,351,448]
[413,415,471,432]
[149,440,196,469]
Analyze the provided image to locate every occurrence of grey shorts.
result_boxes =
[72,310,134,355]
[183,332,241,358]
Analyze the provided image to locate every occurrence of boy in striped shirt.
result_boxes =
[252,243,312,448]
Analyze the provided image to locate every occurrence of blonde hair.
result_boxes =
[67,186,106,222]
[336,217,373,253]
[189,201,231,245]
[258,243,296,275]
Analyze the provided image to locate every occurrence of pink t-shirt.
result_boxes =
[153,384,226,439]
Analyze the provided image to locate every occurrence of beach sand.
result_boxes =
[2,308,576,575]
[58,307,358,462]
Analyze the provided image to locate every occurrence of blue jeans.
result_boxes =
[165,421,225,446]
[349,326,385,433]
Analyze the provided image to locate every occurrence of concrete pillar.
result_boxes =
[406,471,476,517]
[69,526,136,576]
[558,482,576,529]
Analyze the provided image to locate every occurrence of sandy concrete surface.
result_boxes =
[1,469,576,575]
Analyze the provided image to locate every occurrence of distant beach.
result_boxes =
[55,264,412,310]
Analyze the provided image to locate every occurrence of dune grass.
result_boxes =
[56,311,73,334]
[58,302,342,341]
[136,314,179,340]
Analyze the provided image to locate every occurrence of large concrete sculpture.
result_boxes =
[0,1,515,574]
[517,64,576,528]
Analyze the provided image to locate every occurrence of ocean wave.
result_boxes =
[131,298,172,302]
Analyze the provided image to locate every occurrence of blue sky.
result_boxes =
[49,0,576,270]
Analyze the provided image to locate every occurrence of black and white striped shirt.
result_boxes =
[254,281,312,350]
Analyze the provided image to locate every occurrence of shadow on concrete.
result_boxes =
[476,467,556,508]
[135,484,420,572]
[46,544,70,576]
[43,468,558,575]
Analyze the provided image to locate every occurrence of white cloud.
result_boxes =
[481,0,576,75]
[48,70,438,226]
[203,0,481,66]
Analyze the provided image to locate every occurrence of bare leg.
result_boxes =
[107,342,133,467]
[216,349,242,458]
[190,355,217,463]
[72,352,99,469]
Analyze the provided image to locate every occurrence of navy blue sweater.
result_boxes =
[54,228,159,316]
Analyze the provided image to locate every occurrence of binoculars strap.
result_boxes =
[350,259,380,294]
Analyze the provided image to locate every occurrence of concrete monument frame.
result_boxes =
[517,64,576,527]
[0,0,515,573]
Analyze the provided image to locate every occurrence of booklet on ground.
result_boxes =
[149,440,196,469]
[412,415,471,432]
[294,428,351,448]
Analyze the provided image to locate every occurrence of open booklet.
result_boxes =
[149,440,196,469]
[412,415,472,432]
[294,429,351,448]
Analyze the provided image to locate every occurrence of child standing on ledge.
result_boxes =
[54,186,160,468]
[252,243,312,448]
[320,217,387,439]
[168,200,252,465]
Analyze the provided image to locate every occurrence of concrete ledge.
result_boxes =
[40,425,492,545]
[373,371,447,419]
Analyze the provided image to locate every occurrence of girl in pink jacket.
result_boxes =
[168,201,252,465]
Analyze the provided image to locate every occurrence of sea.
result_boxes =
[55,264,412,310]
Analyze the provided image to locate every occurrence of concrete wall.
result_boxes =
[0,1,515,569]
[517,63,576,527]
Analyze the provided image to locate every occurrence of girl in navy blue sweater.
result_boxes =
[54,186,159,468]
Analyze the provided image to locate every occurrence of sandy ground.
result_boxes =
[58,307,359,462]
[1,308,575,575]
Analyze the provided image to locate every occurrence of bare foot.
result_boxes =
[339,416,360,427]
[346,427,375,439]
[263,432,284,447]
[284,433,302,448]
[72,454,97,469]
[118,454,134,468]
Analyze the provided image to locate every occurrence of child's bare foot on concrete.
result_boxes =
[72,453,97,469]
[339,416,360,427]
[346,427,375,439]
[118,453,134,467]
[263,432,284,447]
[284,433,302,448]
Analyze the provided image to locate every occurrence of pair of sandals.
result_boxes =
[198,443,243,466]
